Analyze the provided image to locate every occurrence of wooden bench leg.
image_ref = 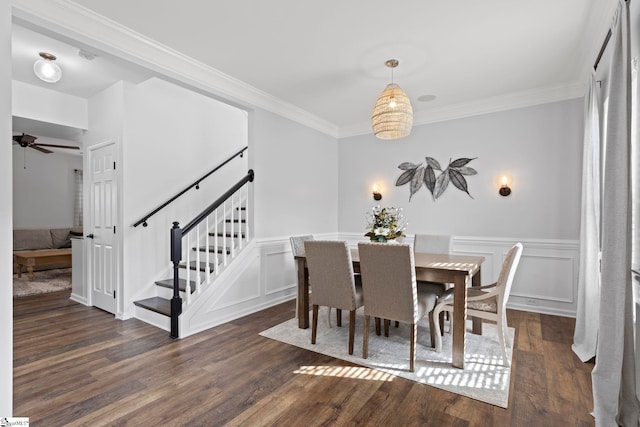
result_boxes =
[27,259,36,282]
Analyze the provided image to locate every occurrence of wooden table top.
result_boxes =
[14,248,73,258]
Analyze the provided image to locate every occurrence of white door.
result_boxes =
[89,142,117,313]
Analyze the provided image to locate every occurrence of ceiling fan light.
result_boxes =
[372,83,413,140]
[33,52,62,83]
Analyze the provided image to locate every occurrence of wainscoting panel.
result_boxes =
[177,234,579,337]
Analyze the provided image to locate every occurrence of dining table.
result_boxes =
[294,248,485,369]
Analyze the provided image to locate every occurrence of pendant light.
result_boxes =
[371,59,413,140]
[33,52,62,83]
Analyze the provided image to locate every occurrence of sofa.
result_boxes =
[13,227,83,272]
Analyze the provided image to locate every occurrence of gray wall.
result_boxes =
[12,149,82,229]
[252,108,339,239]
[338,99,583,241]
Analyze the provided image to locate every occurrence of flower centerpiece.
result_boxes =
[365,205,407,242]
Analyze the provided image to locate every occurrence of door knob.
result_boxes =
[86,233,95,239]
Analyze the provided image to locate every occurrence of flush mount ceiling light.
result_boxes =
[371,59,413,140]
[33,52,62,83]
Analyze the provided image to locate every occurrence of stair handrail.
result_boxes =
[169,169,254,338]
[133,146,248,228]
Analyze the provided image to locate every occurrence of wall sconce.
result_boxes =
[498,175,512,197]
[372,184,382,201]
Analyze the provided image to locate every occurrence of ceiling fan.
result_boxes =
[12,133,80,153]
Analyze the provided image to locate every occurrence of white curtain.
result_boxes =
[591,1,640,425]
[572,72,601,362]
[73,169,83,227]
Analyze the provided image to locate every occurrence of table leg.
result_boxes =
[16,262,23,278]
[297,259,309,329]
[452,274,467,369]
[471,267,483,335]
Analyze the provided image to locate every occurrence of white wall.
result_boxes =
[0,0,12,416]
[12,149,81,228]
[122,77,249,317]
[251,108,339,239]
[12,80,88,129]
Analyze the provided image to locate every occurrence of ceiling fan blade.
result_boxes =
[30,145,53,154]
[33,143,80,150]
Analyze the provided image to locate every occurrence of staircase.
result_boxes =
[133,169,254,337]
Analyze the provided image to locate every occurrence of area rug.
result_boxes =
[260,307,514,408]
[13,268,72,297]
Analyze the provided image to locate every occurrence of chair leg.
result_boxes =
[410,323,416,372]
[336,309,342,327]
[439,311,445,336]
[433,304,443,352]
[348,310,356,355]
[428,312,436,348]
[375,317,381,336]
[311,304,319,345]
[384,319,390,337]
[395,321,399,328]
[497,313,510,366]
[363,315,370,359]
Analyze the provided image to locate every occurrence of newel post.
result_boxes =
[170,221,183,338]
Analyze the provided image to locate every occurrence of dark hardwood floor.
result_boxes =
[14,291,595,426]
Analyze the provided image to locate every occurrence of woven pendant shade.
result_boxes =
[371,83,413,140]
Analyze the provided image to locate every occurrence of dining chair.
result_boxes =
[414,234,453,331]
[290,235,314,258]
[358,242,442,372]
[432,242,523,366]
[290,235,314,320]
[304,240,364,355]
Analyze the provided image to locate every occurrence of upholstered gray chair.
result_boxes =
[433,242,523,366]
[304,240,364,355]
[413,234,453,332]
[413,234,453,256]
[414,233,453,290]
[358,242,442,372]
[290,235,314,258]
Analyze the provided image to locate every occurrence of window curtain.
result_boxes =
[572,72,601,362]
[591,1,640,425]
[74,169,83,227]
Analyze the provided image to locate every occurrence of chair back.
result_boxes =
[496,243,523,309]
[413,234,452,255]
[358,242,418,324]
[304,241,358,311]
[290,235,314,257]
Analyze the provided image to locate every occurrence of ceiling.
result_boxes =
[12,0,616,139]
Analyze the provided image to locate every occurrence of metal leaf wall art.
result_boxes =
[396,157,478,201]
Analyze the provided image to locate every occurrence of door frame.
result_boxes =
[85,138,123,317]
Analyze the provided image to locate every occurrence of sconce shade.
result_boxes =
[33,52,62,83]
[372,83,413,140]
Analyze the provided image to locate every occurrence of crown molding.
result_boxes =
[338,81,585,139]
[11,0,339,138]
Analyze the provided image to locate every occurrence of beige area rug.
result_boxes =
[13,268,72,297]
[260,307,514,408]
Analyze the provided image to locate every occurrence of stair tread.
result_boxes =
[155,278,197,293]
[194,247,232,254]
[134,297,171,316]
[179,261,216,272]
